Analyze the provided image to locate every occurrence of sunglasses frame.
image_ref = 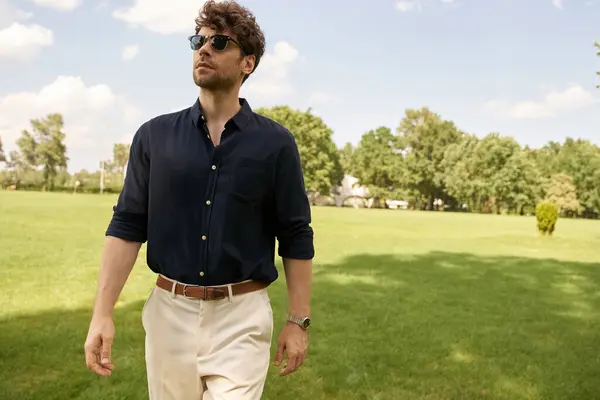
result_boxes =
[188,34,246,54]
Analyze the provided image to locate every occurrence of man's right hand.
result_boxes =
[84,314,115,376]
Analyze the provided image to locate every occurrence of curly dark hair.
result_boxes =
[195,0,266,82]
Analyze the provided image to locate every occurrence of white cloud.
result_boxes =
[396,0,422,12]
[0,0,33,25]
[95,1,109,11]
[0,76,142,171]
[112,0,204,34]
[121,44,139,61]
[552,0,564,9]
[482,84,598,119]
[441,0,462,7]
[395,0,461,11]
[28,0,81,11]
[241,41,299,99]
[0,22,53,61]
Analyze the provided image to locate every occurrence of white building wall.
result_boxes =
[333,175,369,207]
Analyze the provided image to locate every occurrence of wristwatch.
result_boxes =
[287,315,311,329]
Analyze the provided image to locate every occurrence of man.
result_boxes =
[83,1,314,398]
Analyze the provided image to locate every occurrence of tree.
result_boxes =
[351,127,405,206]
[536,202,559,236]
[255,106,343,196]
[0,135,5,162]
[16,130,37,167]
[112,143,130,185]
[441,134,480,211]
[338,142,355,176]
[523,142,560,200]
[553,138,600,217]
[113,143,130,174]
[545,173,582,217]
[468,133,523,213]
[491,150,541,215]
[4,151,28,188]
[441,133,542,214]
[16,113,68,191]
[396,107,463,210]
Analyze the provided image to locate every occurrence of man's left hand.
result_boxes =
[274,322,308,376]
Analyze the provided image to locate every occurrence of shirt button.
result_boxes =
[199,271,205,276]
[211,165,216,170]
[201,235,207,240]
[206,200,211,205]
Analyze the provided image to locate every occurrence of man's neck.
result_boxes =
[198,88,241,124]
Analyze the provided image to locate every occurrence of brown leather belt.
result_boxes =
[156,274,268,300]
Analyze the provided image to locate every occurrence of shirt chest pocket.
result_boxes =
[230,157,271,203]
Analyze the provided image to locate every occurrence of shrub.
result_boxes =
[536,201,559,235]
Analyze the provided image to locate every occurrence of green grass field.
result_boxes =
[1,190,600,400]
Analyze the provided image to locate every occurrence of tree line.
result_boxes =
[262,106,600,219]
[1,104,598,219]
[0,113,130,194]
[0,43,598,217]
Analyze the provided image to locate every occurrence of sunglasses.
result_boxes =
[188,34,245,53]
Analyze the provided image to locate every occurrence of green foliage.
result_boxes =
[545,173,582,217]
[549,138,600,217]
[491,150,541,215]
[396,107,463,210]
[16,113,68,191]
[441,133,542,214]
[2,105,600,220]
[349,127,405,205]
[0,135,5,163]
[98,143,132,187]
[255,106,343,195]
[338,142,354,176]
[113,143,130,173]
[2,151,29,189]
[441,134,481,210]
[536,201,559,235]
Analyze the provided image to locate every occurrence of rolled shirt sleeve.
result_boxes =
[273,133,315,260]
[105,125,150,243]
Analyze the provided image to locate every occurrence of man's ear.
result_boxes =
[242,54,256,75]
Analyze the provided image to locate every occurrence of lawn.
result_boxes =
[1,190,600,400]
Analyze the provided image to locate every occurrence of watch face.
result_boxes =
[302,318,311,329]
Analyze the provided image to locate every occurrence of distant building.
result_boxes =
[333,175,369,207]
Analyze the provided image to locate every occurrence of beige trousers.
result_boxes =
[141,275,274,400]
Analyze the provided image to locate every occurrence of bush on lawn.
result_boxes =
[536,201,559,235]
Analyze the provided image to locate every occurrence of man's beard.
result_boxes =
[193,69,238,91]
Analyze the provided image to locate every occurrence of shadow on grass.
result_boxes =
[270,252,600,400]
[2,252,600,400]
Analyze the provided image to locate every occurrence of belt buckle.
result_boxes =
[181,284,191,298]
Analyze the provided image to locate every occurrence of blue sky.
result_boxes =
[0,0,599,172]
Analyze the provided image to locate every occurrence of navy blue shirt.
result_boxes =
[105,98,314,286]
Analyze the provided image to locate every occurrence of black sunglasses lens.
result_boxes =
[189,35,230,51]
[190,35,205,50]
[211,36,229,51]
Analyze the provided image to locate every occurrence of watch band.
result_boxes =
[287,315,311,329]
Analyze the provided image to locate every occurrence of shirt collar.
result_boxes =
[191,97,252,129]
